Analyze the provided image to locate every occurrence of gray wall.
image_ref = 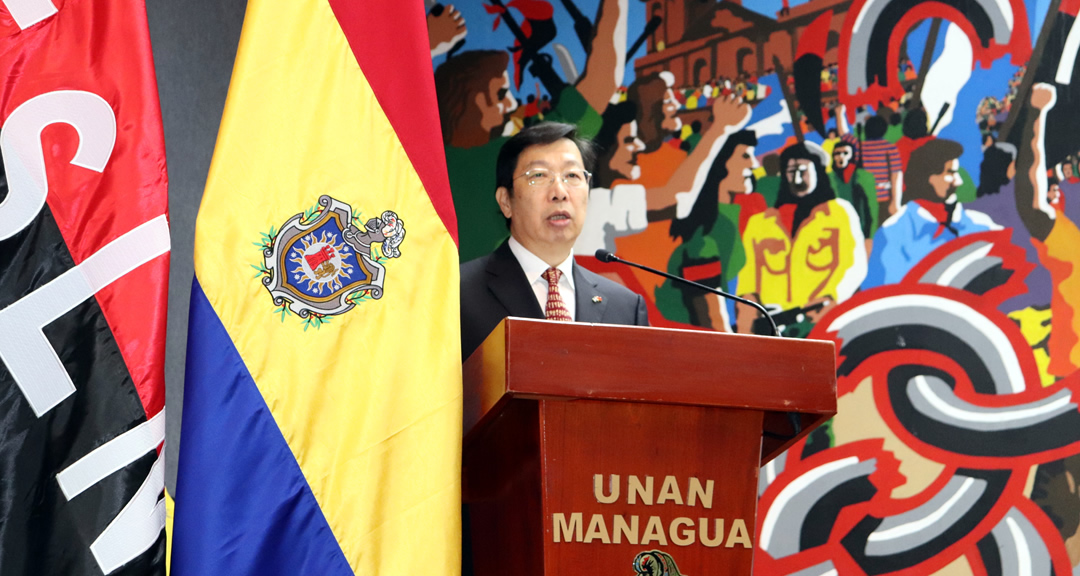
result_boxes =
[146,0,247,491]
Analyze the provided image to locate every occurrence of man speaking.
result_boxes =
[460,122,649,359]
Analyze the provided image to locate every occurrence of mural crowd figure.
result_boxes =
[736,141,865,337]
[863,138,1000,289]
[827,137,878,245]
[655,129,760,331]
[432,0,1080,573]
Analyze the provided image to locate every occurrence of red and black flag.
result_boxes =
[0,0,169,574]
[793,10,833,138]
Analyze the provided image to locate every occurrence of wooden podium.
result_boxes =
[462,318,836,574]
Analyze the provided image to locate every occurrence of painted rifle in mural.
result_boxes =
[433,0,1080,573]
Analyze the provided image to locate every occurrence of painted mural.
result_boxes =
[429,0,1080,573]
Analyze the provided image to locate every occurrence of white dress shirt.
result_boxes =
[507,236,577,320]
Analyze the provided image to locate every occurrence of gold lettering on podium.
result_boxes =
[553,513,582,542]
[584,514,611,543]
[700,518,724,547]
[628,475,653,505]
[552,515,750,548]
[556,474,749,548]
[613,515,638,544]
[593,474,619,504]
[725,519,751,548]
[593,474,714,508]
[640,517,668,546]
[687,477,713,509]
[656,476,683,505]
[669,517,695,545]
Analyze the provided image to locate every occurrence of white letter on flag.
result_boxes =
[1,0,58,31]
[0,90,168,417]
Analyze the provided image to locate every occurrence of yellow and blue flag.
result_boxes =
[171,0,461,573]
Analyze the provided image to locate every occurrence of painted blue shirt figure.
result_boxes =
[862,139,999,289]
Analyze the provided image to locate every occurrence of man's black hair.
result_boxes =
[592,101,639,188]
[833,138,856,152]
[495,122,596,194]
[977,142,1016,198]
[775,142,836,234]
[669,130,757,241]
[902,107,929,140]
[865,115,889,140]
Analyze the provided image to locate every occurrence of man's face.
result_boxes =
[661,88,682,133]
[832,145,854,170]
[479,71,518,133]
[495,138,589,264]
[928,158,962,200]
[785,158,817,197]
[610,121,646,181]
[1049,183,1062,205]
[716,144,757,202]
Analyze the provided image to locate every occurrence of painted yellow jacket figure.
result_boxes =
[737,198,867,311]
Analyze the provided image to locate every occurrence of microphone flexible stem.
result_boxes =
[597,250,780,337]
[598,251,803,440]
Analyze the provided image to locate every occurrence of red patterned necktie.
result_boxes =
[542,267,572,322]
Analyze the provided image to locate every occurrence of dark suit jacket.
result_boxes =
[460,240,649,359]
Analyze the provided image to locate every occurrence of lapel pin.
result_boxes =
[592,296,603,303]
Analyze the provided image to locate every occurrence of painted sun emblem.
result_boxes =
[288,231,354,294]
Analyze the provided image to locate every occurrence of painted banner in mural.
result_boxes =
[431,0,1080,573]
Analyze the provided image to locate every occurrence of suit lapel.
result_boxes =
[573,262,608,323]
[486,241,545,319]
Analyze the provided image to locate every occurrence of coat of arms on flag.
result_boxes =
[257,195,405,327]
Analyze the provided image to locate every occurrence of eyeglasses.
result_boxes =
[514,168,592,189]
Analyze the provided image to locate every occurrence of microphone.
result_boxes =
[595,249,780,337]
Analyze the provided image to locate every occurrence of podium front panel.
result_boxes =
[540,400,762,573]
